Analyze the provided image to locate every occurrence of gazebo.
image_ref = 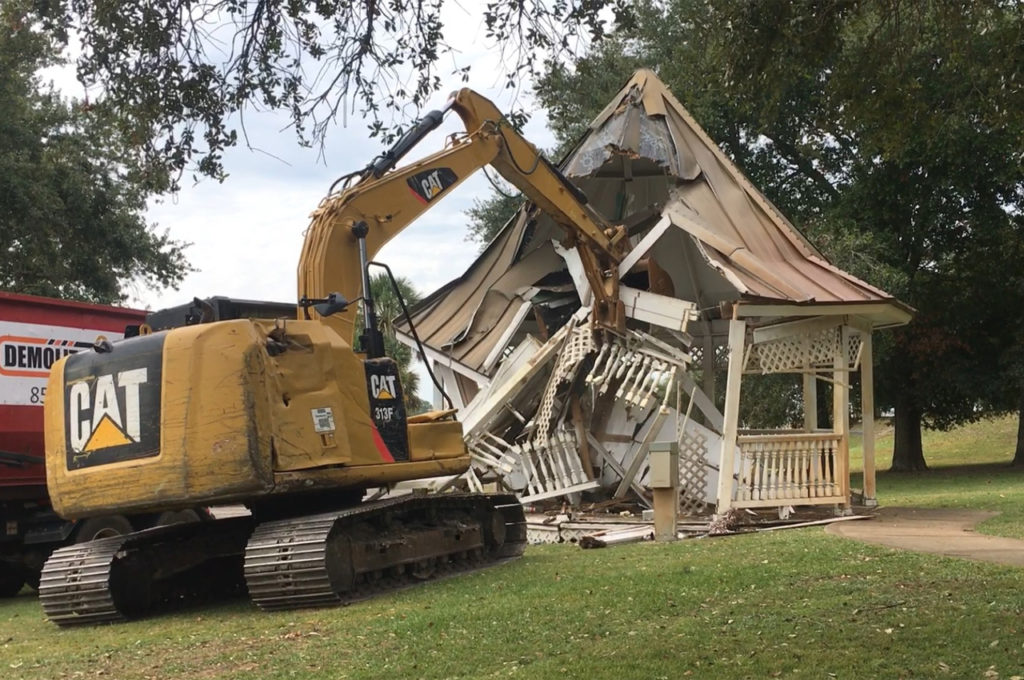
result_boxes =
[397,70,911,513]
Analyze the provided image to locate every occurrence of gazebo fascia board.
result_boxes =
[734,300,914,329]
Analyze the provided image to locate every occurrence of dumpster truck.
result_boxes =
[0,292,151,595]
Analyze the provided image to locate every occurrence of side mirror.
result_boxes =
[313,292,351,317]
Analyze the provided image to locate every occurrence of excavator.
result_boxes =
[37,89,629,626]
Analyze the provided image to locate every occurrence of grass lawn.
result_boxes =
[2,416,1022,679]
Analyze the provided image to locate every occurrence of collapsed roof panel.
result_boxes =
[641,223,741,308]
[401,209,532,357]
[563,101,690,179]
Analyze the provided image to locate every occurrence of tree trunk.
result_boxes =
[816,379,832,429]
[1012,387,1024,466]
[890,389,928,472]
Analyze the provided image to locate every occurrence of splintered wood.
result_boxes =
[525,511,872,549]
[395,70,909,521]
[464,315,708,510]
[459,310,871,519]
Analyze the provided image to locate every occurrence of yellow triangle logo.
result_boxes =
[376,389,394,400]
[83,415,133,451]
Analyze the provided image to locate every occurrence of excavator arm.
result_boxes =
[298,88,629,350]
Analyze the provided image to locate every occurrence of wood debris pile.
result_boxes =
[459,313,719,511]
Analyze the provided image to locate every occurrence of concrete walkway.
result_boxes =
[826,507,1024,567]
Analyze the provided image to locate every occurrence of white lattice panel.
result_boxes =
[534,323,595,441]
[748,327,838,373]
[532,369,563,443]
[677,428,709,515]
[557,323,596,379]
[746,326,863,374]
[846,330,864,370]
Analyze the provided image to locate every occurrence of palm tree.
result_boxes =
[357,273,429,413]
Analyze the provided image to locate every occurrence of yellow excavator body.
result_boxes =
[44,319,467,518]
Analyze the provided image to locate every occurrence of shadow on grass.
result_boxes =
[881,460,1024,476]
[852,460,1024,488]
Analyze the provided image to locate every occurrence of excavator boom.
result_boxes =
[299,88,628,348]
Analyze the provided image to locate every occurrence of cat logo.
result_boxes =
[407,167,457,204]
[68,368,148,453]
[62,333,164,470]
[364,359,409,461]
[370,373,398,401]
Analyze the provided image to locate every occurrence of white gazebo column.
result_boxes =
[715,318,746,512]
[834,327,851,507]
[860,331,877,506]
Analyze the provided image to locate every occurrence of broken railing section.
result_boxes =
[470,430,598,503]
[585,332,680,412]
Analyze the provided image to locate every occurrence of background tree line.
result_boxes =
[0,1,189,304]
[467,0,1024,470]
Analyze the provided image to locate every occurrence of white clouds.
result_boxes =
[139,108,524,311]
[141,111,552,312]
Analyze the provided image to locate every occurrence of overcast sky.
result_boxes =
[130,5,558,314]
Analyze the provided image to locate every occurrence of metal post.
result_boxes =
[351,221,384,358]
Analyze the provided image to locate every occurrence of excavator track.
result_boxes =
[38,494,525,625]
[38,535,129,626]
[245,493,526,611]
[39,517,254,627]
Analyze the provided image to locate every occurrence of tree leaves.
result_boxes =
[525,0,1024,465]
[32,0,635,187]
[465,188,522,249]
[0,5,190,303]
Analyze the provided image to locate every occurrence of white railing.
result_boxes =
[733,432,847,507]
[471,429,600,504]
